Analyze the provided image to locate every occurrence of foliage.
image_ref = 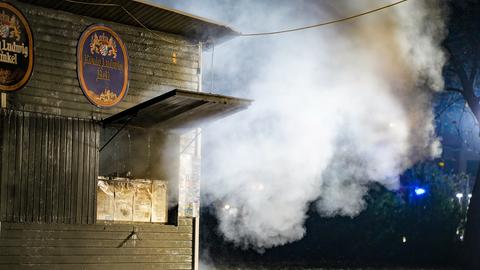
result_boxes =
[201,161,464,267]
[442,0,480,267]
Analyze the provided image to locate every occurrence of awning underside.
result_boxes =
[101,89,252,132]
[18,0,239,44]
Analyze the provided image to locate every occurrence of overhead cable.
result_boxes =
[64,0,408,40]
[240,0,408,36]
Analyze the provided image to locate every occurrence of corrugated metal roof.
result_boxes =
[101,89,252,133]
[17,0,240,44]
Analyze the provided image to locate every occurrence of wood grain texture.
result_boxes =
[0,110,99,224]
[0,218,194,269]
[6,1,200,120]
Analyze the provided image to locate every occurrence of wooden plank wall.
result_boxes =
[7,1,200,120]
[0,218,194,270]
[0,109,99,224]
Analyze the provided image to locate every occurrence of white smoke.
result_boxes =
[156,0,446,249]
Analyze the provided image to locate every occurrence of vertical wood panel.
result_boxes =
[0,111,2,220]
[70,118,78,224]
[0,110,8,221]
[76,119,84,224]
[93,123,99,223]
[39,115,48,222]
[65,118,73,223]
[79,120,86,224]
[45,116,53,223]
[20,113,27,222]
[5,112,15,221]
[0,110,99,224]
[57,118,66,223]
[13,112,23,221]
[26,114,36,223]
[52,116,60,223]
[82,121,90,224]
[19,112,28,222]
[33,116,42,222]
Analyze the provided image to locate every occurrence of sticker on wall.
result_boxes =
[77,24,128,107]
[0,3,34,92]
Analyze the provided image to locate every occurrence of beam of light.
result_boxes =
[255,183,265,191]
[414,187,426,196]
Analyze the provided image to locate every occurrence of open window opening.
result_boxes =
[98,126,179,224]
[96,89,252,225]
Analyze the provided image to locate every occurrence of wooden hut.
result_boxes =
[0,1,251,269]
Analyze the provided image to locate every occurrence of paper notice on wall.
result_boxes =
[152,181,168,223]
[96,180,115,221]
[133,181,152,222]
[97,178,168,223]
[114,182,134,221]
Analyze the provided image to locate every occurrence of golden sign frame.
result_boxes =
[0,2,34,92]
[77,24,129,108]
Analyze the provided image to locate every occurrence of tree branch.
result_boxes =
[470,44,480,84]
[445,87,464,94]
[445,44,471,87]
[434,97,464,120]
[444,43,480,124]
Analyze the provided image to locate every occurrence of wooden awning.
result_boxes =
[101,89,252,133]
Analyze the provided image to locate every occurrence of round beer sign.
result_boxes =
[0,3,34,92]
[77,24,128,108]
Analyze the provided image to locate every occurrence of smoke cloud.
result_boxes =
[156,0,447,249]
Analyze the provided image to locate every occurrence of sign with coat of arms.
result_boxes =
[0,3,34,92]
[77,24,128,108]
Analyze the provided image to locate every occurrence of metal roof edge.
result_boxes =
[131,0,241,45]
[133,0,242,36]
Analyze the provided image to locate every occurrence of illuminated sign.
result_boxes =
[77,24,128,107]
[0,3,33,92]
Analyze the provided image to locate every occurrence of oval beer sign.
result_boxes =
[77,24,128,108]
[0,3,33,92]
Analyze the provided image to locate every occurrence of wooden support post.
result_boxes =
[193,41,202,270]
